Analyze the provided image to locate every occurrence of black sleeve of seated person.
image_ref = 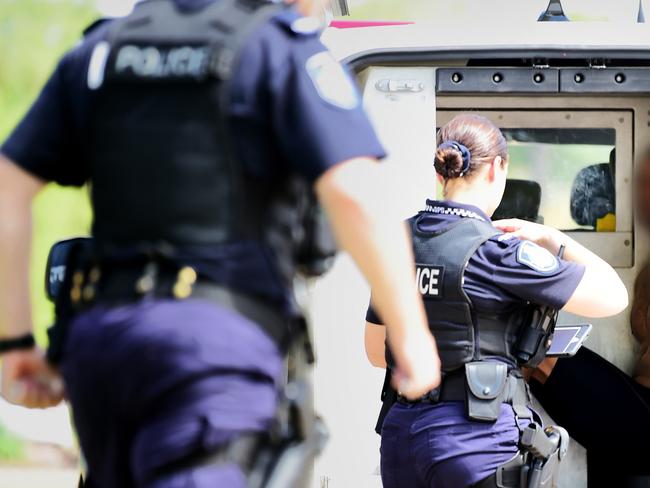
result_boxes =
[529,347,650,478]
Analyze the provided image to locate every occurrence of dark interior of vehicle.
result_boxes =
[493,179,543,223]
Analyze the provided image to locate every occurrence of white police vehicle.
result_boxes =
[311,2,650,487]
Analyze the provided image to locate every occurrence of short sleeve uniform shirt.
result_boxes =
[2,0,386,310]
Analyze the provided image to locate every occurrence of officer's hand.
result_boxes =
[1,349,64,409]
[390,329,441,399]
[492,219,562,254]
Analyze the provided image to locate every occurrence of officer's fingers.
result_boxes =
[5,380,30,406]
[32,372,65,407]
[47,376,65,400]
[3,349,46,379]
[4,376,62,408]
[23,383,47,409]
[20,381,60,409]
[393,368,439,400]
[397,379,428,400]
[492,219,521,232]
[390,368,406,391]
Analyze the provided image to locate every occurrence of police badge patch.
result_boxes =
[516,241,559,274]
[305,51,360,110]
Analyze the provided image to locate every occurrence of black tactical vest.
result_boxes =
[85,0,334,280]
[410,215,529,372]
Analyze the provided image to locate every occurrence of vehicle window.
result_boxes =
[435,127,617,231]
[501,128,616,231]
[435,107,632,236]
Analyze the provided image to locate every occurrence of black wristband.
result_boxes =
[0,333,36,354]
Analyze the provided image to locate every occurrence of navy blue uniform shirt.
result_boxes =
[2,0,386,309]
[367,200,586,324]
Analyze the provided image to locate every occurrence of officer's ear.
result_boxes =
[436,172,445,185]
[486,155,505,183]
[501,156,509,175]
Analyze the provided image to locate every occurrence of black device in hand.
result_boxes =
[546,324,592,357]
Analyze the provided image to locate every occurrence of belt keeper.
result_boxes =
[173,266,197,300]
[70,271,85,304]
[135,262,158,295]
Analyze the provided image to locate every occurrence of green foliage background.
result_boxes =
[1,0,97,342]
[0,0,98,460]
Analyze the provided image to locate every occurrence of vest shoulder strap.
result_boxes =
[410,216,500,305]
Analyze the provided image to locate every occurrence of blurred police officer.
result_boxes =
[0,0,441,486]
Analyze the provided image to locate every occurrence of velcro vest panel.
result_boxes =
[88,0,283,250]
[410,215,523,372]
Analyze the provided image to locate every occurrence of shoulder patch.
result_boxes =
[305,51,360,110]
[516,241,559,274]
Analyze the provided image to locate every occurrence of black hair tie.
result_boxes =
[438,141,472,176]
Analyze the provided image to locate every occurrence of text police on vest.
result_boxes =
[416,265,443,297]
[114,44,211,79]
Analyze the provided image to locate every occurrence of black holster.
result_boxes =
[45,237,96,365]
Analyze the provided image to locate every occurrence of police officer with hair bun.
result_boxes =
[365,113,628,488]
[0,0,441,486]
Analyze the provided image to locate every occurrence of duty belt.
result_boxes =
[74,261,293,351]
[397,368,531,417]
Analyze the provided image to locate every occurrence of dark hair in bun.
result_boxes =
[434,114,508,180]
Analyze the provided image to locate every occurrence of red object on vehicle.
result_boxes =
[329,20,414,29]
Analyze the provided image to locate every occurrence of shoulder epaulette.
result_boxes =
[83,18,112,37]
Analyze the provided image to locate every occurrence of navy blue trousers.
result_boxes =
[61,298,283,488]
[380,401,526,488]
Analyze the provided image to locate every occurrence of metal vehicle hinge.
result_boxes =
[375,79,425,93]
[532,58,550,69]
[588,58,608,69]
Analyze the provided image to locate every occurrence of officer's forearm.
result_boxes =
[548,228,628,316]
[316,159,431,349]
[545,228,608,268]
[0,155,43,338]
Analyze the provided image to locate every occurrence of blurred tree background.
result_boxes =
[1,0,96,341]
[0,0,98,461]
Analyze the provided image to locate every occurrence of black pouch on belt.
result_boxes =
[465,361,509,422]
[44,237,96,365]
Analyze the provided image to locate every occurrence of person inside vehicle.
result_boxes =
[528,148,650,488]
[364,114,628,488]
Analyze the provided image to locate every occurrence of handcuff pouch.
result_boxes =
[465,361,508,422]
